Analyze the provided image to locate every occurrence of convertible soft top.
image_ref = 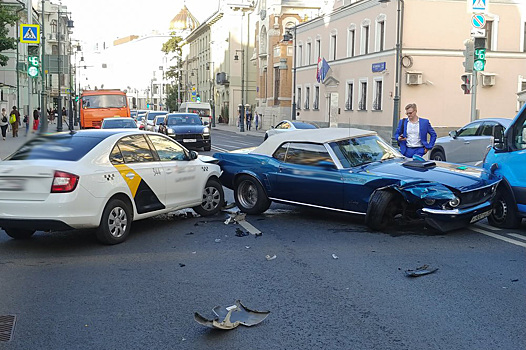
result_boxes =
[253,127,377,156]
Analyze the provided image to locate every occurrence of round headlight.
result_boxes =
[424,198,436,206]
[448,197,460,208]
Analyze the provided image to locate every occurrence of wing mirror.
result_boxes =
[492,127,506,152]
[189,150,198,160]
[203,121,209,126]
[449,130,458,139]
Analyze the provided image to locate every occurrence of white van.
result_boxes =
[179,102,212,126]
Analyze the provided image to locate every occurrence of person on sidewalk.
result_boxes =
[33,107,40,132]
[254,112,259,130]
[23,114,29,136]
[246,112,252,131]
[9,106,20,137]
[394,103,437,158]
[0,108,8,140]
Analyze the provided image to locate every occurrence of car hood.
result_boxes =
[168,125,205,133]
[361,159,497,191]
[434,135,453,144]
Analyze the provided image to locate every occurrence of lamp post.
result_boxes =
[283,26,297,121]
[206,62,216,127]
[234,49,245,132]
[379,0,403,145]
[56,7,74,132]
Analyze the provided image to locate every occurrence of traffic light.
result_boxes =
[462,39,474,73]
[461,74,471,94]
[473,37,486,72]
[75,95,79,102]
[146,103,150,109]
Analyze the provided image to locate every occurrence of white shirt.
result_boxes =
[406,119,423,147]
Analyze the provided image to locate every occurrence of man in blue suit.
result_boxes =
[394,103,437,158]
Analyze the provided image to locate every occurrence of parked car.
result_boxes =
[0,130,224,244]
[483,104,526,228]
[152,115,166,133]
[144,111,168,131]
[429,118,512,165]
[264,120,319,140]
[101,117,138,129]
[159,113,211,151]
[214,128,500,232]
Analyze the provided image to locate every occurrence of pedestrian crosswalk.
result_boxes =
[470,223,526,248]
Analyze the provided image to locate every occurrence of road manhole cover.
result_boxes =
[0,315,16,342]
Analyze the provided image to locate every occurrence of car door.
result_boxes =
[273,142,344,209]
[445,121,483,163]
[112,134,166,214]
[146,134,203,208]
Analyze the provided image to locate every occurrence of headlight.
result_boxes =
[424,198,436,206]
[203,127,210,135]
[167,128,175,135]
[448,197,460,208]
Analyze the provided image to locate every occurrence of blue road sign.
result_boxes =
[472,0,486,13]
[20,24,40,44]
[471,14,485,28]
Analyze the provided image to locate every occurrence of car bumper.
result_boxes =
[419,201,492,232]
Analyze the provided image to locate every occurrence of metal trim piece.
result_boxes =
[0,315,16,342]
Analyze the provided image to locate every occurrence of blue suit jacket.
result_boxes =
[394,117,437,155]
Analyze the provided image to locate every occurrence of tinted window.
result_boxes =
[6,134,105,161]
[457,122,481,137]
[148,135,186,161]
[116,135,155,163]
[480,122,497,136]
[292,122,318,129]
[165,114,202,126]
[102,119,137,129]
[284,143,334,166]
[273,143,289,161]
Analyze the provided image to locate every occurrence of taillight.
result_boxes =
[51,171,79,193]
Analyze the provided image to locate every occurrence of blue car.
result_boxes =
[214,128,500,232]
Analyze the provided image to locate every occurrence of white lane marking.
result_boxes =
[211,145,230,152]
[507,233,526,242]
[470,227,526,248]
[474,222,501,231]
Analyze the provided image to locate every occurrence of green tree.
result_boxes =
[0,1,19,66]
[165,84,178,112]
[161,33,183,80]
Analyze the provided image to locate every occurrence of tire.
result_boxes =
[488,189,522,229]
[365,190,404,231]
[96,199,132,245]
[204,145,211,151]
[193,178,224,217]
[4,228,35,240]
[431,150,445,161]
[234,175,271,214]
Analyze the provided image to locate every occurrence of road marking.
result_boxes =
[474,222,501,230]
[470,227,526,248]
[211,145,230,152]
[507,233,526,241]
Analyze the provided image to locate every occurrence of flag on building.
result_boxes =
[316,57,331,83]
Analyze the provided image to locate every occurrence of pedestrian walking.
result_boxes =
[0,108,8,140]
[255,112,259,130]
[246,112,252,131]
[9,106,20,137]
[23,114,29,136]
[33,107,40,132]
[394,103,437,158]
[62,107,67,124]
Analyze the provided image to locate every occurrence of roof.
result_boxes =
[253,128,377,156]
[169,5,199,31]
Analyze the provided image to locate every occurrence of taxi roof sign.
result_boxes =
[20,24,40,44]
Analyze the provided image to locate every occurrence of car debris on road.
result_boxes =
[404,264,439,277]
[194,300,270,330]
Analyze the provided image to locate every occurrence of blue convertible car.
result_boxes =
[214,128,501,232]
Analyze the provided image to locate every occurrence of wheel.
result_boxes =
[4,228,35,240]
[96,199,132,245]
[365,190,404,231]
[431,150,445,161]
[234,175,271,214]
[204,145,211,151]
[488,189,522,228]
[193,178,224,216]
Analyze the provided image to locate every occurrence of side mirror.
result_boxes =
[189,150,198,160]
[449,130,458,139]
[271,126,275,129]
[203,121,209,126]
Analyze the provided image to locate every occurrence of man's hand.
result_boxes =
[424,148,428,154]
[398,136,406,141]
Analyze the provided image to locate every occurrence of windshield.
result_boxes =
[81,94,126,109]
[102,119,137,129]
[166,115,202,126]
[155,117,165,125]
[292,122,318,129]
[329,135,402,168]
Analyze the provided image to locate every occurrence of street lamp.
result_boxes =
[56,8,74,132]
[378,0,403,145]
[234,49,245,132]
[206,62,216,127]
[283,26,297,121]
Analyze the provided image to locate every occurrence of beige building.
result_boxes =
[287,0,526,141]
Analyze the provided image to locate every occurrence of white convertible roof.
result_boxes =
[253,127,377,156]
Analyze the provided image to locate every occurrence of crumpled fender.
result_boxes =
[381,180,456,203]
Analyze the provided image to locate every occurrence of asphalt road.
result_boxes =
[0,128,524,349]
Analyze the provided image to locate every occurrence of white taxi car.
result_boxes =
[0,130,224,244]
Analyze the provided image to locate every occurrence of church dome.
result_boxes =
[169,5,199,31]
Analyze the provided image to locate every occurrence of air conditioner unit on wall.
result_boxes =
[406,71,423,85]
[482,74,496,87]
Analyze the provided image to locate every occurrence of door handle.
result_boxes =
[165,168,173,174]
[125,172,135,179]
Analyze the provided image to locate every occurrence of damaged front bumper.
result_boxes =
[419,201,492,232]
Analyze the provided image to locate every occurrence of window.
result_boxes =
[330,34,337,60]
[297,87,302,110]
[361,22,370,55]
[359,80,367,110]
[523,22,526,52]
[263,68,268,102]
[486,20,493,50]
[148,135,186,161]
[273,143,289,161]
[480,122,498,137]
[315,38,321,60]
[347,27,355,57]
[373,79,382,110]
[305,86,310,110]
[50,19,57,33]
[284,143,334,167]
[274,67,280,105]
[313,86,320,110]
[457,122,482,137]
[306,42,312,65]
[376,20,385,52]
[298,44,303,67]
[345,82,354,110]
[116,135,155,163]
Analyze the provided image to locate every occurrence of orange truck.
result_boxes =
[79,89,130,129]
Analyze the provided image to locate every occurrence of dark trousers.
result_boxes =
[404,147,425,158]
[1,124,7,138]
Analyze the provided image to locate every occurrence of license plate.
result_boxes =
[0,179,26,191]
[470,209,492,223]
[183,139,197,143]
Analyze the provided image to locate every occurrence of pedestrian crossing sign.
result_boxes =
[20,24,40,44]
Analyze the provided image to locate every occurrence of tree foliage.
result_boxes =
[165,84,178,112]
[161,32,183,80]
[0,1,19,66]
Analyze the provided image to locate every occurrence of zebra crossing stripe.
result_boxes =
[470,227,526,248]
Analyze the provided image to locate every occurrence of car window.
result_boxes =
[292,122,317,129]
[109,145,124,164]
[512,117,526,150]
[115,134,155,163]
[330,135,399,168]
[276,122,290,130]
[155,117,165,125]
[457,122,482,137]
[103,119,136,129]
[166,115,202,125]
[480,122,497,136]
[273,143,289,161]
[147,135,186,161]
[283,143,334,167]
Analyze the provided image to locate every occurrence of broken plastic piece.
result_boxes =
[332,254,339,259]
[265,254,276,261]
[222,202,236,210]
[215,238,221,243]
[194,300,270,330]
[235,228,249,237]
[405,264,438,277]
